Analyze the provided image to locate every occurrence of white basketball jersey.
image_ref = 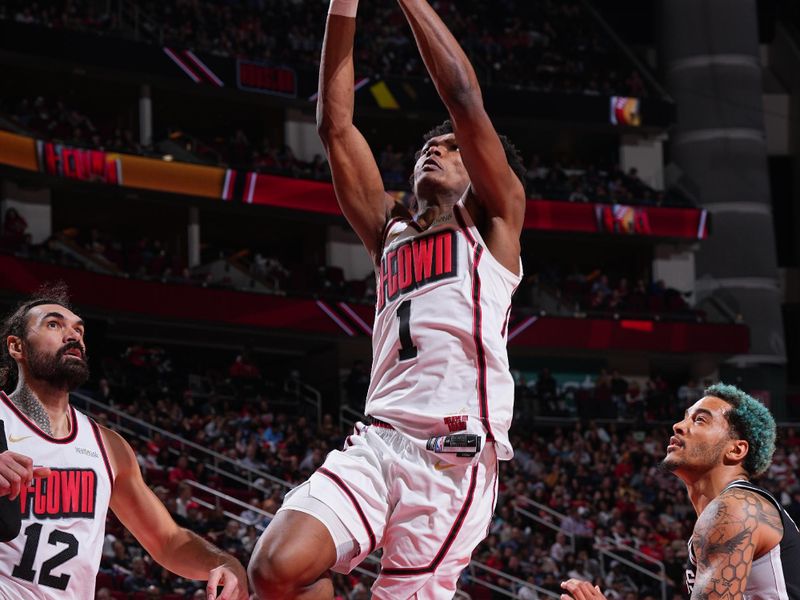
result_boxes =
[0,392,114,600]
[366,201,520,461]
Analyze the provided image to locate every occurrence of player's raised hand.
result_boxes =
[560,578,607,600]
[206,559,249,600]
[0,451,51,500]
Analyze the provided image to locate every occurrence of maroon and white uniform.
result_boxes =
[280,200,520,599]
[367,200,518,462]
[0,392,114,600]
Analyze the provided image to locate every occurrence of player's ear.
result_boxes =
[726,438,749,465]
[6,336,23,361]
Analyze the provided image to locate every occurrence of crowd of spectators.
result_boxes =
[70,345,800,599]
[2,94,689,208]
[1,96,145,155]
[1,0,654,98]
[512,369,714,423]
[525,158,691,207]
[516,265,696,321]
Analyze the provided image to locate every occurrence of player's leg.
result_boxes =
[373,442,498,599]
[249,425,390,599]
[248,508,337,599]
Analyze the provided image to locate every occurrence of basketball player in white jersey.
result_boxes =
[561,383,800,600]
[0,286,248,600]
[248,0,526,598]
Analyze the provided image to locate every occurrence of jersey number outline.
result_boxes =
[12,523,79,590]
[397,300,418,361]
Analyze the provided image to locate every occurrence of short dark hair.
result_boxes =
[705,382,776,477]
[412,120,527,193]
[0,282,73,390]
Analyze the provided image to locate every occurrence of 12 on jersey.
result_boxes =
[366,202,521,460]
[0,392,114,599]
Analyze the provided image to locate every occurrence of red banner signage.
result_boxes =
[0,256,747,355]
[236,60,297,97]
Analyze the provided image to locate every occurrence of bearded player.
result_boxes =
[248,0,525,598]
[0,286,248,599]
[561,383,800,600]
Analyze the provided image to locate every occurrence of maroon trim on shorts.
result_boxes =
[381,464,479,576]
[0,391,79,444]
[319,467,376,554]
[89,418,115,487]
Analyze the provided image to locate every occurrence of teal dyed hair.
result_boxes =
[705,382,776,477]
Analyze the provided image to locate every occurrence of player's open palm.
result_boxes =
[560,578,607,600]
[206,560,249,600]
[0,450,50,500]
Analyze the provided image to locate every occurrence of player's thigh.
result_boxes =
[374,446,498,598]
[250,508,337,583]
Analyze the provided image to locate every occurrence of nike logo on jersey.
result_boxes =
[434,461,456,472]
[8,434,32,443]
[377,230,458,313]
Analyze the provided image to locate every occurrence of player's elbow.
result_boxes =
[316,109,347,145]
[444,86,484,119]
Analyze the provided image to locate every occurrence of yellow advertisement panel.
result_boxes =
[0,131,38,171]
[118,155,226,199]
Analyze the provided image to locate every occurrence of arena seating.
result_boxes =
[0,0,655,98]
[80,345,800,597]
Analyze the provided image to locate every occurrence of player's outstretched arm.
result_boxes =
[396,0,525,269]
[317,4,396,261]
[102,427,248,600]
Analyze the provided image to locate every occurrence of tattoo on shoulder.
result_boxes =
[9,387,52,435]
[690,488,783,599]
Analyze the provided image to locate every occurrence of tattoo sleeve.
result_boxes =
[690,488,783,599]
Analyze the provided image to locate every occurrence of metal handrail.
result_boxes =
[185,480,275,520]
[470,561,560,598]
[283,379,322,427]
[513,506,576,554]
[516,496,573,524]
[339,404,365,430]
[72,392,293,491]
[598,546,667,600]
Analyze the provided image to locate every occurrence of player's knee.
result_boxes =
[248,539,314,597]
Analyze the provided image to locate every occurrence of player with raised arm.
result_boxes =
[247,0,526,598]
[0,285,248,600]
[561,383,800,600]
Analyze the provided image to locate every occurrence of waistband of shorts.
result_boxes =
[365,415,395,430]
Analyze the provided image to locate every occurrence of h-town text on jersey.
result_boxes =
[377,230,459,313]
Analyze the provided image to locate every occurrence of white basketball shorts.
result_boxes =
[278,421,499,599]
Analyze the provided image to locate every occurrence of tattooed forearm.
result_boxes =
[9,386,52,434]
[689,488,781,599]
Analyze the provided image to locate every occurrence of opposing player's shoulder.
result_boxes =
[694,486,782,561]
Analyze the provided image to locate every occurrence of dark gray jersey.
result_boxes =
[686,480,800,599]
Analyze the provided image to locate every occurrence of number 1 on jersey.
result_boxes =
[397,300,418,361]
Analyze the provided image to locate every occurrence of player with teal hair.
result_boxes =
[561,383,800,600]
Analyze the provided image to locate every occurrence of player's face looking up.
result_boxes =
[412,133,471,201]
[662,395,741,475]
[13,303,89,391]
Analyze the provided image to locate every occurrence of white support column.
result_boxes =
[188,207,201,268]
[619,134,665,190]
[139,84,153,147]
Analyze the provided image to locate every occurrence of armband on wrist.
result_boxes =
[329,0,359,18]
